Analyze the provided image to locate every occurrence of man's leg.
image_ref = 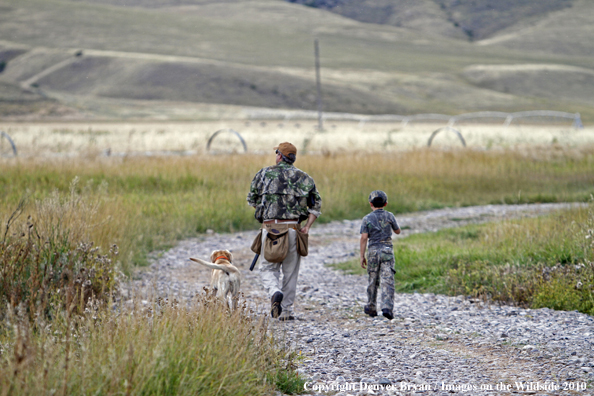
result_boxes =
[259,229,282,298]
[279,229,300,318]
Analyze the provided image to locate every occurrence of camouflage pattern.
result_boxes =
[366,246,395,311]
[247,160,322,221]
[360,209,400,249]
[368,190,388,203]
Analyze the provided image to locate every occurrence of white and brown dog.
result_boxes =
[190,249,240,310]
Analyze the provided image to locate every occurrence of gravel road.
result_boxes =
[125,203,594,395]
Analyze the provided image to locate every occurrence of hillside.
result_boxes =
[0,0,593,121]
[287,0,575,41]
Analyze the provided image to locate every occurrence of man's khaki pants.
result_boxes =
[259,228,301,317]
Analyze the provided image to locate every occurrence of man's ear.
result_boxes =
[383,202,388,207]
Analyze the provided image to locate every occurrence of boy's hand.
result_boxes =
[360,233,368,269]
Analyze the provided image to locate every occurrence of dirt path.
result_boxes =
[126,203,593,395]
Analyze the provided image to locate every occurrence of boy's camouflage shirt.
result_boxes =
[360,209,400,249]
[247,161,322,221]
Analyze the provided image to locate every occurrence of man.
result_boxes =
[247,142,322,321]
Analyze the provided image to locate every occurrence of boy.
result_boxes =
[360,190,401,320]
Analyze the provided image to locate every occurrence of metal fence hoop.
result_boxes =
[0,131,17,157]
[427,127,466,147]
[206,129,248,153]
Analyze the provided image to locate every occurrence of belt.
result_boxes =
[263,219,298,224]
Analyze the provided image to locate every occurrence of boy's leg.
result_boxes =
[379,260,396,313]
[365,249,381,315]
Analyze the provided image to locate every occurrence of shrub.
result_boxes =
[0,179,118,323]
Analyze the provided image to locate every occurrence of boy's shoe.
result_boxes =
[271,291,283,318]
[364,305,377,317]
[382,308,394,320]
[278,315,295,321]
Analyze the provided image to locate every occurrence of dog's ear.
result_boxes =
[225,250,233,263]
[210,250,219,262]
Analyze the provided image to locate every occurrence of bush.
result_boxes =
[0,179,119,323]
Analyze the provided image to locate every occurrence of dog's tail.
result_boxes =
[189,257,239,274]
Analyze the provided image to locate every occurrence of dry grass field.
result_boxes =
[2,121,593,156]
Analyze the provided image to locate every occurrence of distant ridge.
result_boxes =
[286,0,575,40]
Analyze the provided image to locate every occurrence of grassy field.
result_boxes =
[2,140,594,392]
[333,205,594,315]
[2,145,594,272]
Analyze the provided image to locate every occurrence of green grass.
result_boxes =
[333,204,594,314]
[2,148,594,273]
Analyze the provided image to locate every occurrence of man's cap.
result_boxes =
[368,190,388,203]
[274,142,297,157]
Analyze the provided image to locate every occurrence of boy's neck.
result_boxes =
[372,207,384,211]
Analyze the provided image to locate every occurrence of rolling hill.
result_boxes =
[0,0,593,121]
[287,0,575,42]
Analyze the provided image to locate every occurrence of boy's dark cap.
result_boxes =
[274,142,297,157]
[369,190,388,203]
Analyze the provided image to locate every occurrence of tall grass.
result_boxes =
[2,147,594,273]
[0,295,302,395]
[0,178,117,323]
[0,182,303,395]
[334,204,594,314]
[1,295,305,395]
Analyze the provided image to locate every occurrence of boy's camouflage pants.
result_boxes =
[366,246,395,312]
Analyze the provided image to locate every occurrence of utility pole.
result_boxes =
[314,38,323,132]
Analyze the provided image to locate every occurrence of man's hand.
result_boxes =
[300,213,318,234]
[360,257,367,269]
